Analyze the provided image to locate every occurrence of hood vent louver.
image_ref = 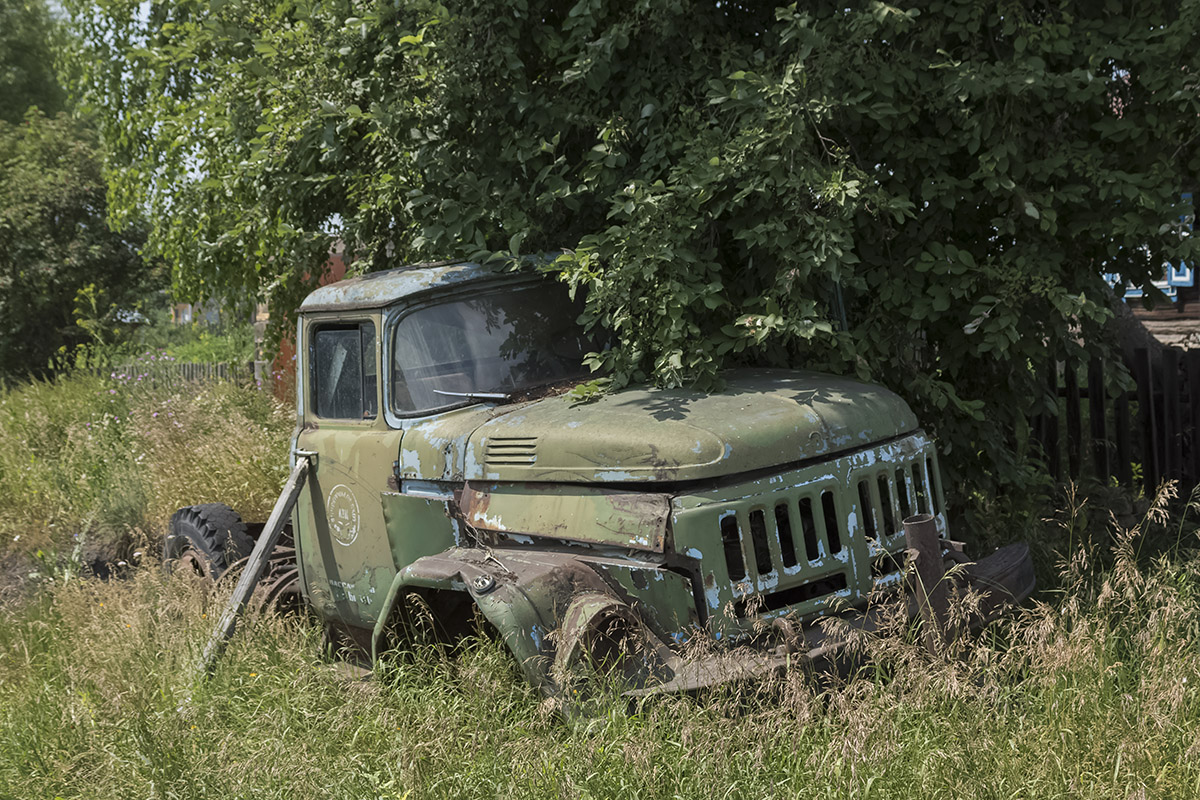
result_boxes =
[484,436,538,467]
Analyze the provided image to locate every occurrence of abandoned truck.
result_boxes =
[166,260,1035,695]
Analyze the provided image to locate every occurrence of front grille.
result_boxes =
[483,436,538,466]
[716,485,849,610]
[677,434,945,624]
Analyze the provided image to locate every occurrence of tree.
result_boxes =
[63,0,1200,497]
[0,0,65,122]
[0,109,150,378]
[0,0,153,379]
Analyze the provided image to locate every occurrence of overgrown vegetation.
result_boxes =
[0,374,1197,797]
[125,312,261,366]
[62,0,1200,500]
[1,477,1198,798]
[0,363,290,562]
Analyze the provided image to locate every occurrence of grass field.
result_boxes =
[1,370,1199,799]
[0,359,290,566]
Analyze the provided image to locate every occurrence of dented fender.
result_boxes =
[370,547,662,689]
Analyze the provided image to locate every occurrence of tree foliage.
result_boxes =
[0,0,152,379]
[0,110,151,378]
[0,0,65,122]
[64,0,1200,496]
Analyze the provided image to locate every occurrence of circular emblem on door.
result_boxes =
[326,484,361,546]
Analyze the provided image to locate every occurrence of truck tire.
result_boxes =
[164,503,254,581]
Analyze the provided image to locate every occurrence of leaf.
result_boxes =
[508,231,525,256]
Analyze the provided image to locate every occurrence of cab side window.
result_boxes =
[313,322,377,419]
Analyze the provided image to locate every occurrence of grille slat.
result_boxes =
[748,509,774,577]
[775,503,799,569]
[720,513,746,582]
[857,481,876,540]
[926,456,941,514]
[895,467,912,519]
[876,474,896,536]
[820,490,842,555]
[799,496,820,562]
[912,462,929,515]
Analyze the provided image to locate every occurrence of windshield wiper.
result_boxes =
[432,389,512,402]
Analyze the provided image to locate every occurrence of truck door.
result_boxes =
[294,317,402,630]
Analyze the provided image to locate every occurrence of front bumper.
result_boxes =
[377,534,1035,701]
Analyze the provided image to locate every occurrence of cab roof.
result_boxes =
[298,260,501,313]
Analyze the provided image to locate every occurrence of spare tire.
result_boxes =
[164,503,254,580]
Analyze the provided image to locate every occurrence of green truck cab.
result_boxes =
[171,260,1034,696]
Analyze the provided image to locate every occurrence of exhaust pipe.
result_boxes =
[903,513,957,656]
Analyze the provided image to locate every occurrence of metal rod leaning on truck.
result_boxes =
[197,453,313,676]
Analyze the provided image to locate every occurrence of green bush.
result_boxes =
[164,324,257,365]
[64,0,1200,508]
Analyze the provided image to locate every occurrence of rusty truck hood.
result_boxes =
[397,368,917,485]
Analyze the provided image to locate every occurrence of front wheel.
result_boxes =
[164,503,254,581]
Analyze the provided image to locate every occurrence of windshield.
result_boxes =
[390,282,596,414]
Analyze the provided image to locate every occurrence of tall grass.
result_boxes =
[2,370,1199,797]
[0,361,291,560]
[1,486,1199,797]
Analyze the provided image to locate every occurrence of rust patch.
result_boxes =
[460,482,670,552]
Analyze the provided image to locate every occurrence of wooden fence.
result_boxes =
[1034,347,1200,497]
[100,360,275,389]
